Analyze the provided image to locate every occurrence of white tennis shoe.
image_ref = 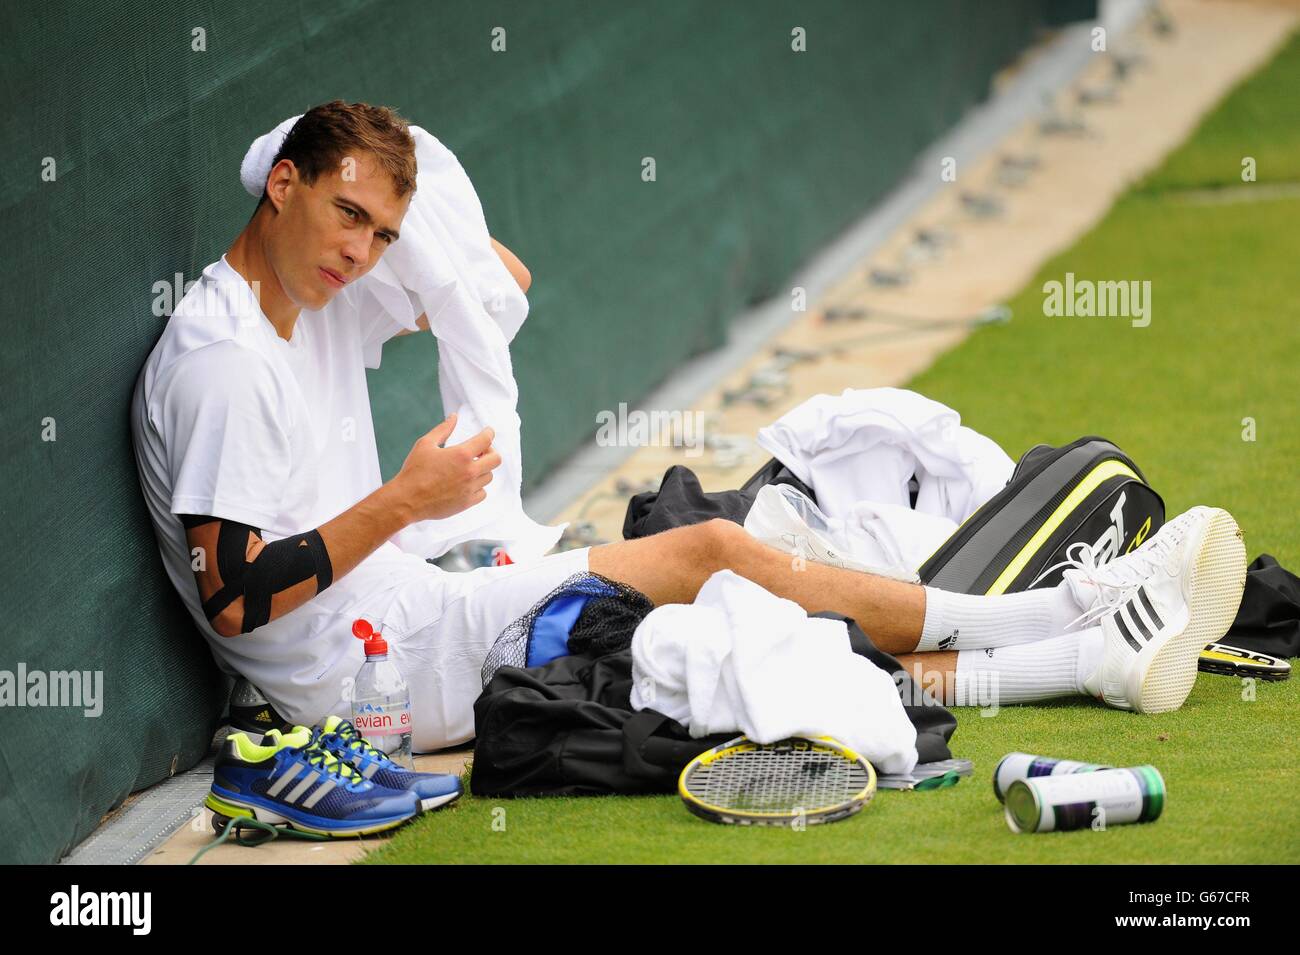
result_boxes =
[1050,506,1247,713]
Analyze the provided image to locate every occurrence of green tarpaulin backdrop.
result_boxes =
[0,0,1089,863]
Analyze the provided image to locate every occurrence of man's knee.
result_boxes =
[687,518,750,567]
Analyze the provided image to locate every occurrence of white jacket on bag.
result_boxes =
[749,387,1015,577]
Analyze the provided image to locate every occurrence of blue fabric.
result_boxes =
[525,583,618,668]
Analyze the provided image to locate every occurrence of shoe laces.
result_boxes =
[321,719,393,770]
[289,731,365,786]
[1028,524,1184,631]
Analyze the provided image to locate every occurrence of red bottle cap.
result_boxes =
[352,618,388,655]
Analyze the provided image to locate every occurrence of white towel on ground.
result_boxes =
[240,116,565,561]
[629,569,919,774]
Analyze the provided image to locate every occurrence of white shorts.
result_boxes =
[360,545,592,751]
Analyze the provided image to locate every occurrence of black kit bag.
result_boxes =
[622,456,817,539]
[470,650,734,797]
[918,436,1165,595]
[470,611,958,798]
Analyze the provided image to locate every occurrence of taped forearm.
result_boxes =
[181,515,333,634]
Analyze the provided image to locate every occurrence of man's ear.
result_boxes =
[264,158,298,213]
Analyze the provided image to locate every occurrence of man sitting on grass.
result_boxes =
[131,100,1248,752]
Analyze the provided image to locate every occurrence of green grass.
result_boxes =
[1136,31,1300,193]
[363,32,1300,865]
[367,676,1298,864]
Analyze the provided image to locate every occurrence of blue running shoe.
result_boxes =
[206,727,420,837]
[312,714,463,812]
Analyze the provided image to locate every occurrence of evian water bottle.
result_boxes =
[350,619,413,769]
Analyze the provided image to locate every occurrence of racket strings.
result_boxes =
[688,746,869,813]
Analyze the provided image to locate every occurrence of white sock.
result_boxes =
[947,627,1104,706]
[917,584,1086,651]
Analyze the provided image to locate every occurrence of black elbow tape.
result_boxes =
[301,529,333,591]
[201,525,333,633]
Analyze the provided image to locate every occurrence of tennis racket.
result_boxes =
[1198,642,1291,681]
[678,735,877,826]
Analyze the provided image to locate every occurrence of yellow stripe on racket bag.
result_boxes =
[984,459,1138,595]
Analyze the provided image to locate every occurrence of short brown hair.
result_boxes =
[259,100,417,205]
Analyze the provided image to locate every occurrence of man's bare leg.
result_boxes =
[893,651,958,703]
[587,519,925,654]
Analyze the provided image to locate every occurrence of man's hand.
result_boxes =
[389,412,501,522]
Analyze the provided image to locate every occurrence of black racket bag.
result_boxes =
[918,436,1164,595]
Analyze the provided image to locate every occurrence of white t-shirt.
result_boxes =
[131,254,441,723]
